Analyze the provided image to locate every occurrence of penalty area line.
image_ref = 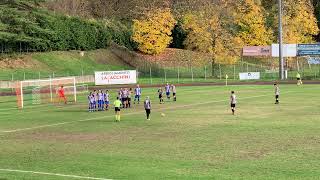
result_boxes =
[0,92,293,134]
[0,168,112,180]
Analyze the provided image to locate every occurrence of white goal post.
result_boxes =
[16,77,77,109]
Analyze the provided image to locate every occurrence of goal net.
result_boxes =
[31,84,89,105]
[16,77,79,109]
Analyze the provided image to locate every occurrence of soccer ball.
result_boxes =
[161,113,166,117]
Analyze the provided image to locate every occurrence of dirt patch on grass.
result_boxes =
[17,131,124,143]
[90,49,132,67]
[0,55,46,70]
[15,127,179,145]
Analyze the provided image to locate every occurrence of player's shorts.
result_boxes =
[275,95,279,99]
[297,78,301,80]
[122,98,128,102]
[128,98,131,101]
[145,109,151,114]
[115,107,121,112]
[166,92,170,96]
[159,94,163,99]
[59,94,65,98]
[231,103,236,108]
[105,101,109,105]
[135,95,140,99]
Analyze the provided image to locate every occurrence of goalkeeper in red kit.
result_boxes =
[57,85,67,104]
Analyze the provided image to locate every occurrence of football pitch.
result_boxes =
[0,84,320,180]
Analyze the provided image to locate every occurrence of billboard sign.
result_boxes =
[95,70,137,85]
[297,44,320,56]
[239,72,260,80]
[243,46,271,57]
[307,57,320,64]
[272,44,297,57]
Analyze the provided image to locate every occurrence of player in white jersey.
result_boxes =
[88,92,95,112]
[104,90,110,110]
[165,83,171,100]
[128,88,132,108]
[144,96,151,121]
[171,84,176,101]
[92,90,98,111]
[123,88,129,108]
[134,84,142,104]
[274,83,280,104]
[118,88,124,108]
[98,90,104,111]
[230,91,237,115]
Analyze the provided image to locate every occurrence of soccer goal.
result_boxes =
[16,77,78,109]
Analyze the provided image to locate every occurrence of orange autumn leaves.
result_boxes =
[132,0,319,65]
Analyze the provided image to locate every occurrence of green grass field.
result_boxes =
[0,85,320,179]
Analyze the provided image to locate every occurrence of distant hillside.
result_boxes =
[0,42,281,81]
[0,49,134,81]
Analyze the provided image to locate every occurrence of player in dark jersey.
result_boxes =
[274,83,280,104]
[158,88,164,104]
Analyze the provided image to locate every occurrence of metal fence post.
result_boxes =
[149,66,152,84]
[178,66,180,83]
[191,66,194,82]
[38,72,41,80]
[204,66,207,80]
[136,68,139,83]
[11,73,14,92]
[164,69,167,83]
[219,64,222,80]
[234,65,236,80]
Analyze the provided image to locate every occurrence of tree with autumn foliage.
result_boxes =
[132,8,176,55]
[181,2,242,67]
[262,0,319,44]
[233,0,273,46]
[282,0,319,43]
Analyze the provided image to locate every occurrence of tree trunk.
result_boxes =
[211,58,215,77]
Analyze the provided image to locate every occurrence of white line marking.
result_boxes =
[0,168,112,180]
[0,92,289,134]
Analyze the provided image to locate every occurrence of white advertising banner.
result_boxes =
[95,70,137,85]
[272,44,297,57]
[239,72,260,80]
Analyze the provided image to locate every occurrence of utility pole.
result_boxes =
[278,0,285,80]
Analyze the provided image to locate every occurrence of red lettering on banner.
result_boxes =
[108,75,130,79]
